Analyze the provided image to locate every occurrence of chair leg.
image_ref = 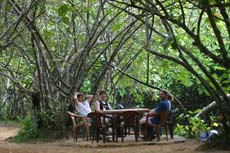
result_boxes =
[144,126,148,141]
[116,126,118,143]
[82,126,85,141]
[103,127,106,143]
[134,127,138,142]
[96,128,100,143]
[156,125,160,142]
[125,127,127,136]
[86,125,90,141]
[91,127,94,143]
[72,126,77,142]
[121,127,124,143]
[165,125,168,141]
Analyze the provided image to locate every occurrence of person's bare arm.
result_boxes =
[73,92,79,108]
[95,101,102,113]
[86,95,94,104]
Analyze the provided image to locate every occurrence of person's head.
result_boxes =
[77,93,85,102]
[73,92,84,102]
[168,94,174,102]
[99,90,107,101]
[159,90,168,101]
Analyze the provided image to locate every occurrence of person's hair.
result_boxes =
[160,90,169,96]
[168,94,174,102]
[77,93,84,99]
[99,90,106,96]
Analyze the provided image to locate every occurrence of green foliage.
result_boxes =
[174,109,210,139]
[81,79,92,94]
[1,0,230,142]
[41,110,58,130]
[14,116,38,142]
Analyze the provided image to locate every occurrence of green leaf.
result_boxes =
[61,16,70,24]
[118,88,126,97]
[58,4,69,17]
[215,66,226,71]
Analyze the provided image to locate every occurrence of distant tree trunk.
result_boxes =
[31,92,43,129]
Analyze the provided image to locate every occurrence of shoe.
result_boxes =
[147,135,155,141]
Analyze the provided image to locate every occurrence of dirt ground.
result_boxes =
[0,125,20,141]
[0,125,229,153]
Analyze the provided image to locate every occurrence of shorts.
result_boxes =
[150,117,160,124]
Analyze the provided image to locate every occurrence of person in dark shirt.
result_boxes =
[167,94,178,139]
[143,90,171,140]
[95,90,112,113]
[146,90,171,124]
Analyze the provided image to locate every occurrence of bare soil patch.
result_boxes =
[0,125,229,153]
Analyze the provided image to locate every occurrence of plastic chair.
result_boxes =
[67,111,90,142]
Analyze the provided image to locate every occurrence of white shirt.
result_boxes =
[76,100,92,116]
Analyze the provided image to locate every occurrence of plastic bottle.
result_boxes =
[200,132,207,142]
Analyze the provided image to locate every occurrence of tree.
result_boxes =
[108,0,230,143]
[0,0,140,132]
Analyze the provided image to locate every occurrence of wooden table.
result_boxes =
[102,108,150,142]
[102,108,150,114]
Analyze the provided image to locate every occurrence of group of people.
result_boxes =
[72,90,111,117]
[69,89,174,140]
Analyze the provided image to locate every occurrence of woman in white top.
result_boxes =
[73,92,93,139]
[74,92,93,116]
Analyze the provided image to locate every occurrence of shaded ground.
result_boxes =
[0,125,229,153]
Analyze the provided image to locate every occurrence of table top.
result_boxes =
[102,108,150,114]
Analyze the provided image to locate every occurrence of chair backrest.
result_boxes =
[168,108,178,124]
[87,112,104,127]
[159,110,170,125]
[120,111,139,127]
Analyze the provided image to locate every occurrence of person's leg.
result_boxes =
[116,116,123,137]
[168,123,173,139]
[139,117,146,124]
[82,117,90,141]
[139,117,146,137]
[148,117,160,140]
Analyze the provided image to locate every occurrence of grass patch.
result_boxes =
[12,115,64,143]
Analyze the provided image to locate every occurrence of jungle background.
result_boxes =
[0,0,230,147]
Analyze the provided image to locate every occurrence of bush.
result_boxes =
[13,115,38,142]
[174,109,210,138]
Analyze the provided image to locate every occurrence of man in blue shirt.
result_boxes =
[144,90,171,140]
[148,90,171,124]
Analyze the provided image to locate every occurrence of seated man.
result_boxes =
[148,90,171,124]
[141,90,171,140]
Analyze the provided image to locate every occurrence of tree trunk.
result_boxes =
[31,92,43,129]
